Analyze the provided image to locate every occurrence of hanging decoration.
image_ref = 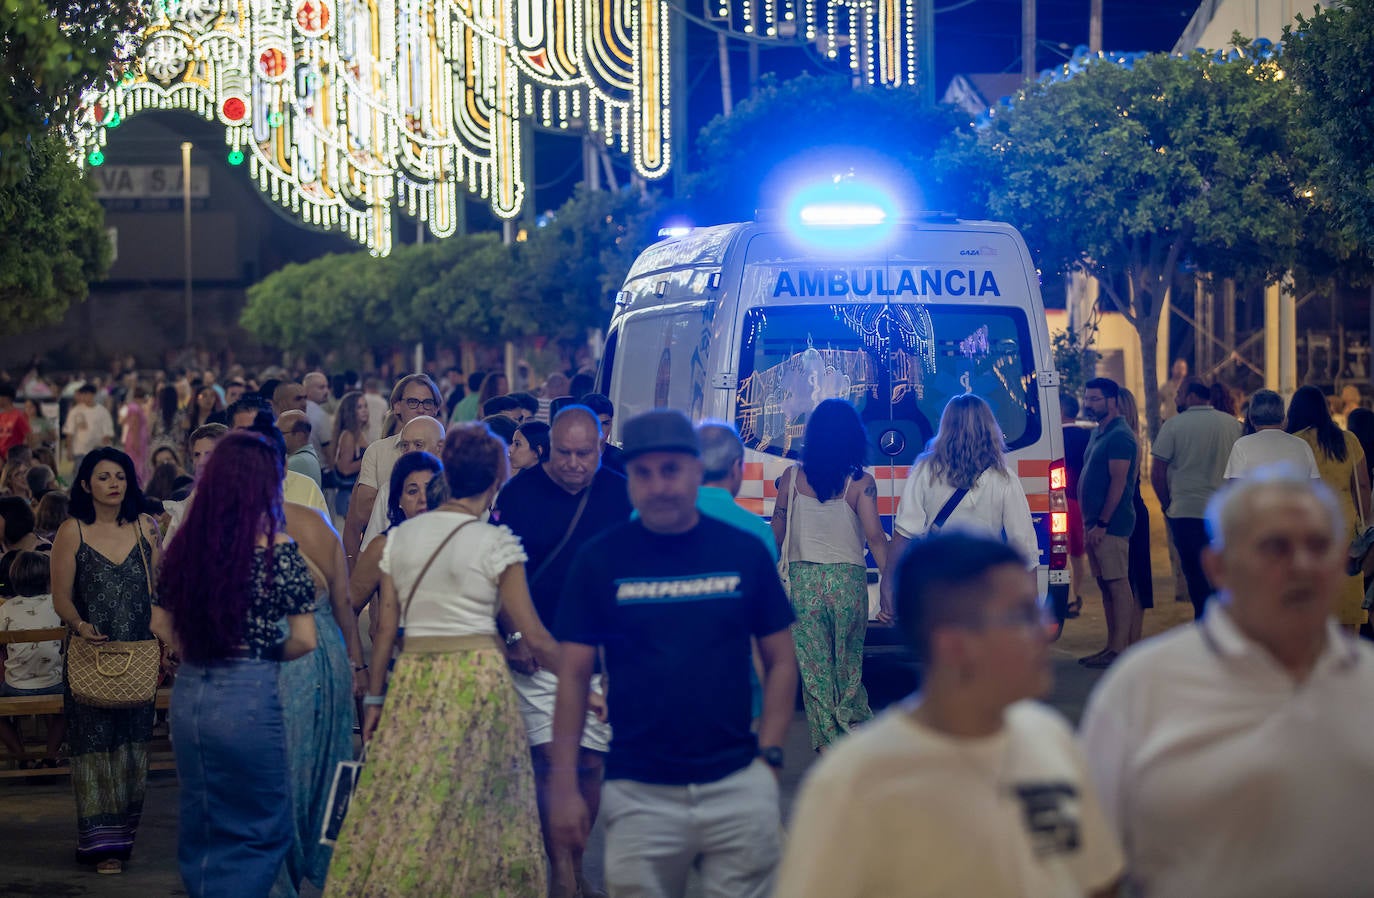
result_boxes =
[709,0,925,87]
[77,0,672,255]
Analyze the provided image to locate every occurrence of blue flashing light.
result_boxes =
[798,202,886,226]
[783,178,900,250]
[657,225,693,239]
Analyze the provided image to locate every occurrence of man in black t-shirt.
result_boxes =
[493,405,631,898]
[548,409,798,898]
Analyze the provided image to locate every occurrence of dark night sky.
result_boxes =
[528,0,1203,212]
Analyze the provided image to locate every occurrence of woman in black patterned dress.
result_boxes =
[51,447,161,875]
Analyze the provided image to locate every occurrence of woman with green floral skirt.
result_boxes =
[327,423,562,897]
[771,400,888,752]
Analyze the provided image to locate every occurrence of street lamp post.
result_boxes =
[181,141,193,347]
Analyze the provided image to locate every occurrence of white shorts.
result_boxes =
[511,668,611,753]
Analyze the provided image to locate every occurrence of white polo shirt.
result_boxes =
[1080,603,1374,897]
[358,435,402,551]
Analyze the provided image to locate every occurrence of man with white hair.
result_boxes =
[1080,468,1374,897]
[1223,389,1319,480]
[302,371,334,476]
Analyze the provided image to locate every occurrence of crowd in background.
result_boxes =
[2,351,1374,897]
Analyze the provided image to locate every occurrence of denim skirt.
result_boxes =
[171,658,292,898]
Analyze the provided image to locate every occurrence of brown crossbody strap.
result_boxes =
[401,519,477,623]
[529,488,592,586]
[135,517,153,598]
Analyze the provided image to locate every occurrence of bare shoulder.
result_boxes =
[52,518,80,549]
[284,503,338,549]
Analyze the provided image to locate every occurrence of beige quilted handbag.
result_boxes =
[67,520,160,709]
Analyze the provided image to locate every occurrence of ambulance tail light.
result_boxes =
[1049,459,1068,571]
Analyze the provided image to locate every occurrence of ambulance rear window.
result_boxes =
[735,304,1041,464]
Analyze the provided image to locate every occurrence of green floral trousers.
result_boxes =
[788,561,872,750]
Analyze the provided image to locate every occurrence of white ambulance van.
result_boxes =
[595,199,1069,632]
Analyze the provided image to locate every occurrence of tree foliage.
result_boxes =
[241,186,662,354]
[1283,0,1374,249]
[1,0,147,186]
[1053,321,1101,401]
[965,49,1316,438]
[0,133,112,335]
[689,74,970,223]
[518,185,661,338]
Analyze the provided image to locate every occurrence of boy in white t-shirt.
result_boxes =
[773,532,1123,898]
[0,551,66,768]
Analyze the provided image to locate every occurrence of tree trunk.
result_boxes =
[1139,312,1162,444]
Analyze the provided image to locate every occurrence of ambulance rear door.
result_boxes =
[728,223,1057,620]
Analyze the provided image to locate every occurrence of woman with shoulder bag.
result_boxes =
[51,447,162,875]
[1287,385,1370,630]
[152,431,319,898]
[772,399,888,753]
[327,423,572,897]
[880,394,1039,622]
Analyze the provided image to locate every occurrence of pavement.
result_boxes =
[0,488,1193,897]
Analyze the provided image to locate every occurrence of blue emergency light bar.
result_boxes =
[797,202,889,227]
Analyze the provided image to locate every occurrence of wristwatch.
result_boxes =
[1095,519,1110,529]
[505,631,524,647]
[759,746,784,769]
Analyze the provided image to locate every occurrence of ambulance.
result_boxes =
[594,186,1069,635]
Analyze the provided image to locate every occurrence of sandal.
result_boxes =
[1082,651,1119,670]
[1065,597,1083,619]
[96,859,123,875]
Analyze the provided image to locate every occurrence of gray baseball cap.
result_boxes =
[621,409,700,461]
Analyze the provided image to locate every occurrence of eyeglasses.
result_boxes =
[402,398,439,410]
[980,599,1057,633]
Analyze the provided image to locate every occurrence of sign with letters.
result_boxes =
[92,165,210,205]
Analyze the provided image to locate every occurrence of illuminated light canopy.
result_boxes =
[77,0,675,255]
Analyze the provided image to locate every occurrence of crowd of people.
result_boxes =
[1,356,1374,897]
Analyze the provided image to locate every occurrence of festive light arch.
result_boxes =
[78,0,673,255]
[78,0,927,255]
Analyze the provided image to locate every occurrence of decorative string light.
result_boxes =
[712,0,922,83]
[76,0,673,256]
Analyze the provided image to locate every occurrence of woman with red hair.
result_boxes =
[152,431,318,898]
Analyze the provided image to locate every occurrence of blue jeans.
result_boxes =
[172,659,292,898]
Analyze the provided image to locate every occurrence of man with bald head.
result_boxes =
[1081,467,1374,897]
[360,414,445,553]
[343,373,445,563]
[495,404,632,898]
[279,409,323,490]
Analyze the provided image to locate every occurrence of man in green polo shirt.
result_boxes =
[1078,377,1140,669]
